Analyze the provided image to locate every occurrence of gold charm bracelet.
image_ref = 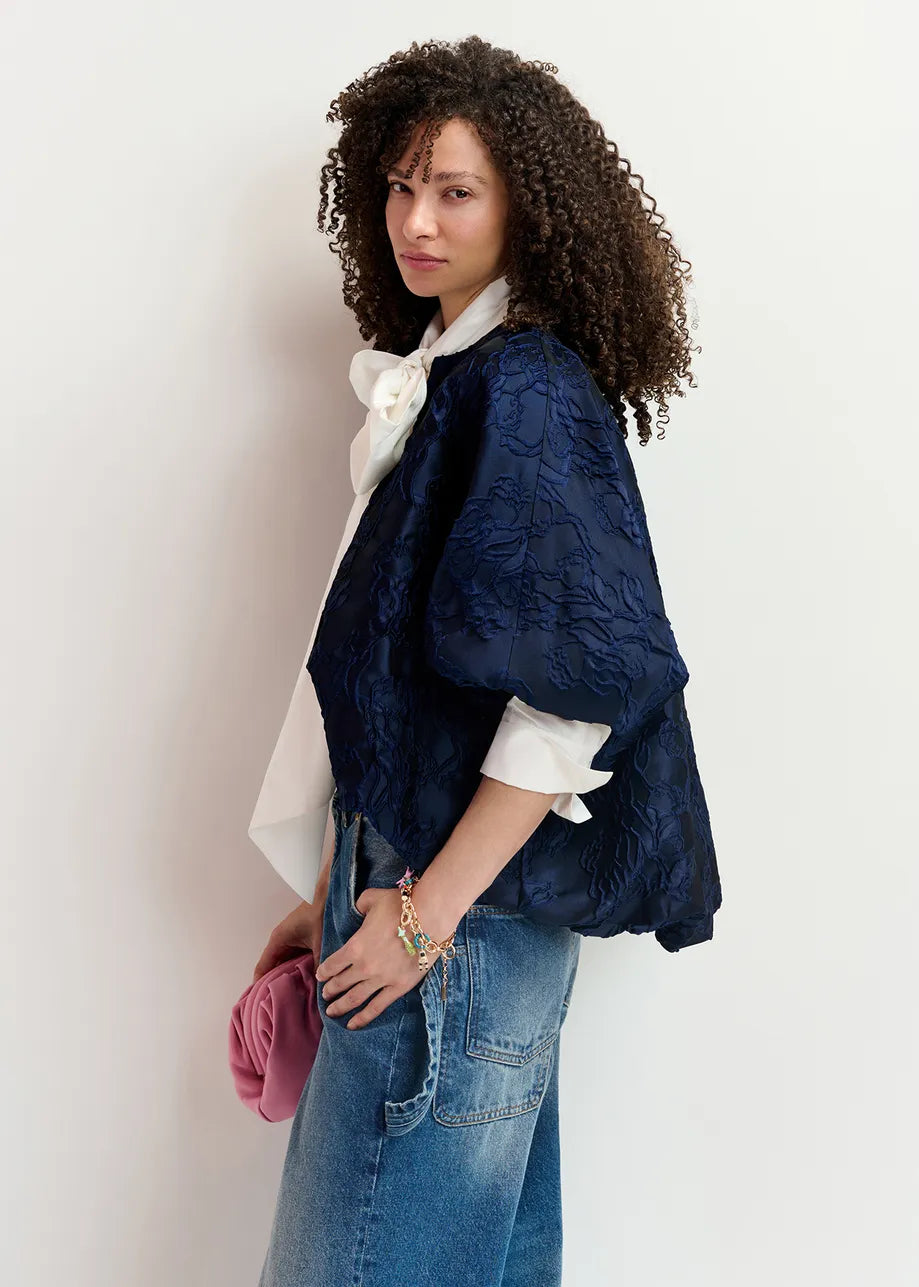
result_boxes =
[396,867,457,1001]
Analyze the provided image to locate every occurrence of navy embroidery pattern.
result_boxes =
[307,325,721,951]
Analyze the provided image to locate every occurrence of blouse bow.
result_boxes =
[347,345,433,495]
[346,272,516,496]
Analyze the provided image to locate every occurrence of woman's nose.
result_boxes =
[403,203,438,239]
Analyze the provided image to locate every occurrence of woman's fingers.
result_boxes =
[343,985,404,1029]
[325,976,381,1016]
[252,941,283,983]
[252,926,307,983]
[252,898,327,984]
[320,963,362,1001]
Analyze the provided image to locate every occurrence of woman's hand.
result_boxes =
[252,896,326,984]
[315,886,455,1030]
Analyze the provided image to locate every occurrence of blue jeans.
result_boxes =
[258,794,582,1286]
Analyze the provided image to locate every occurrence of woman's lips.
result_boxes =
[401,253,446,271]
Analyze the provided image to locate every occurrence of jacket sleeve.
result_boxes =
[422,331,689,765]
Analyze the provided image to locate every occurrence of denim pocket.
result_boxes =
[432,906,579,1126]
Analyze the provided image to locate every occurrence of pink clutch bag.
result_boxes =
[228,951,323,1122]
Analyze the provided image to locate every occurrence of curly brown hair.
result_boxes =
[317,35,699,444]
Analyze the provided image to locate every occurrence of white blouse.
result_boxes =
[484,697,612,822]
[248,275,612,904]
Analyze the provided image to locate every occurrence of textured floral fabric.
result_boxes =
[247,283,612,909]
[348,277,614,821]
[306,323,722,951]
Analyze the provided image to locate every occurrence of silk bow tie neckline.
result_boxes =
[346,274,513,497]
[347,344,435,495]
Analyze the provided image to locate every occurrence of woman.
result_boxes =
[252,36,721,1286]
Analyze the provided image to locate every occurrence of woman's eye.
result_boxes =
[387,182,470,200]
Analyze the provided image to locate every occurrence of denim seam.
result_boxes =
[432,1048,552,1125]
[348,1005,406,1287]
[346,813,365,922]
[383,970,444,1134]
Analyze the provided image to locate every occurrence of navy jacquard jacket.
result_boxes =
[306,322,722,951]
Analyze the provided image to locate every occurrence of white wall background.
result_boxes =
[2,4,915,1284]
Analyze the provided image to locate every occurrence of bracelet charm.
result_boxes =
[395,866,457,1001]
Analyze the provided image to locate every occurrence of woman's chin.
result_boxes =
[399,275,442,298]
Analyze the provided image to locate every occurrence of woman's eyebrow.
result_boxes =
[387,167,488,184]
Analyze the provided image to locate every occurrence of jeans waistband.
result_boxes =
[332,791,414,889]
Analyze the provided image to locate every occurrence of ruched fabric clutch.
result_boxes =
[228,952,322,1122]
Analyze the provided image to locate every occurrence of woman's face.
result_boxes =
[385,117,510,330]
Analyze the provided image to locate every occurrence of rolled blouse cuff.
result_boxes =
[479,696,613,823]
